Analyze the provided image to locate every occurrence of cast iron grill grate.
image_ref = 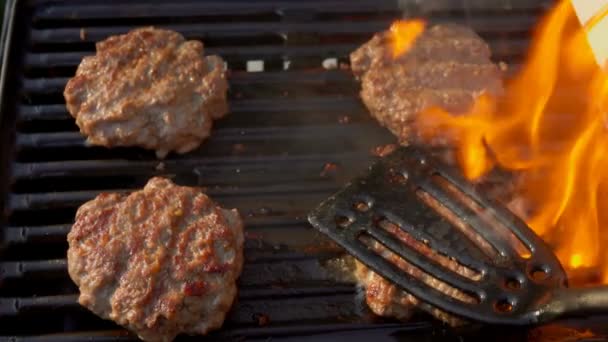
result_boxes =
[0,0,559,340]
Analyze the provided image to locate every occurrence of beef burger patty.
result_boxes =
[64,27,228,158]
[350,23,505,325]
[350,23,504,146]
[67,177,244,342]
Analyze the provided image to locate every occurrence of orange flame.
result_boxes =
[410,0,608,283]
[390,19,426,58]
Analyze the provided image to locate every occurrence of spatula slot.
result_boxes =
[376,218,483,281]
[430,174,533,260]
[415,188,498,259]
[358,233,481,305]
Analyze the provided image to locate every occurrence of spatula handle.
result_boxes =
[539,287,608,322]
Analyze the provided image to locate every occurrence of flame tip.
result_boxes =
[388,19,427,58]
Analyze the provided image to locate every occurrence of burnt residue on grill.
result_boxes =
[5,0,608,341]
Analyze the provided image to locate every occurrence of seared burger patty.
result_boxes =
[67,177,244,342]
[351,23,505,325]
[350,23,503,146]
[64,27,228,158]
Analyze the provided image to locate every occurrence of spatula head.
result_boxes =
[308,146,567,325]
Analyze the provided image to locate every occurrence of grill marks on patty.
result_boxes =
[350,23,504,147]
[64,27,229,159]
[67,178,244,342]
[350,23,505,326]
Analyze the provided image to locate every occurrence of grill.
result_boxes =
[1,0,608,341]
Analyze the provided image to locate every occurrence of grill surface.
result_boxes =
[2,0,608,341]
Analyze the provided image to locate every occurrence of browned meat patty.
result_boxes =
[351,25,506,324]
[67,177,244,342]
[64,27,228,158]
[350,24,513,325]
[350,23,504,147]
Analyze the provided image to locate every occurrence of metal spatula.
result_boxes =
[308,146,608,325]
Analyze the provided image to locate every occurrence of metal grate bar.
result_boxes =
[2,225,338,258]
[31,1,402,20]
[0,259,353,289]
[11,153,370,181]
[24,40,529,70]
[0,293,362,324]
[6,323,419,342]
[15,124,387,149]
[4,224,71,245]
[21,71,357,95]
[24,45,357,69]
[18,97,368,122]
[28,0,553,21]
[1,223,343,269]
[28,16,537,45]
[30,21,391,43]
[8,184,341,211]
